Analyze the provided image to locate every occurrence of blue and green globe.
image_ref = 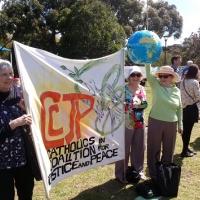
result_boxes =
[127,30,162,64]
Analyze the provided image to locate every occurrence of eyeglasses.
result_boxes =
[158,74,172,79]
[130,73,142,78]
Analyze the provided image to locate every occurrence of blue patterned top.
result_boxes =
[0,86,27,169]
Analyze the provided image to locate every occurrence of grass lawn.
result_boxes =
[31,84,200,200]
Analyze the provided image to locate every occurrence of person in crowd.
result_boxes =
[171,55,182,74]
[145,64,182,180]
[181,60,193,79]
[187,60,193,66]
[0,59,40,200]
[180,64,200,157]
[115,66,147,183]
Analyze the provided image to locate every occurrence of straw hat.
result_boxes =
[154,66,180,82]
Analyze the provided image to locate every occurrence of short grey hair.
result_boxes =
[0,59,13,70]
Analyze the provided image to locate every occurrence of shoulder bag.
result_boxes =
[183,80,199,122]
[155,161,181,197]
[23,130,42,181]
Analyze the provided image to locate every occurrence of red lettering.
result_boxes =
[40,92,94,149]
[63,93,94,144]
[40,91,64,149]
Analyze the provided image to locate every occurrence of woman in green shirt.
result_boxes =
[145,65,182,179]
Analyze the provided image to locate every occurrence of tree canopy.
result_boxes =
[0,0,126,58]
[101,0,183,38]
[0,0,183,59]
[59,0,125,58]
[181,29,200,66]
[146,0,182,38]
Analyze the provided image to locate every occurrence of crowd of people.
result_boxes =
[117,55,200,185]
[0,54,200,199]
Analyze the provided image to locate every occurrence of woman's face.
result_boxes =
[158,73,174,86]
[128,72,142,84]
[0,67,14,92]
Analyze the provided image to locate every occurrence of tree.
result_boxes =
[181,29,200,66]
[0,0,125,59]
[101,0,144,36]
[101,0,183,39]
[147,0,183,39]
[0,0,183,60]
[0,0,77,52]
[59,0,126,58]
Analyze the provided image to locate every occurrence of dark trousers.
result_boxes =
[182,109,196,153]
[182,104,198,153]
[147,117,177,179]
[0,164,34,200]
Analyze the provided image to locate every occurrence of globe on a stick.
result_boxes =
[127,30,162,64]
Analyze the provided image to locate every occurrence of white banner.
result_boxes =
[14,41,125,197]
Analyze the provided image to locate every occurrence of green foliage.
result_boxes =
[0,0,56,51]
[147,0,183,38]
[102,0,144,35]
[152,51,171,66]
[59,0,125,58]
[0,0,183,59]
[0,0,125,58]
[101,0,183,39]
[182,29,200,66]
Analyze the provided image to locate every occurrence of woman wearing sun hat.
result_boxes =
[145,64,182,180]
[115,66,147,183]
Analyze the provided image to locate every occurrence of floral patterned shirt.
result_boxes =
[125,84,147,129]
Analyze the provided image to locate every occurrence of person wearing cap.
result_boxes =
[145,64,182,180]
[181,60,193,79]
[115,66,147,183]
[180,64,200,157]
[187,60,193,66]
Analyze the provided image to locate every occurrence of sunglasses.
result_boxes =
[130,73,142,77]
[158,74,172,79]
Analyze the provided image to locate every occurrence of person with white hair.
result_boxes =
[0,59,40,199]
[187,60,193,66]
[145,64,182,180]
[115,66,147,183]
[181,60,194,79]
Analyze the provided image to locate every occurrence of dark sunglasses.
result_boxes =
[130,73,142,77]
[158,74,172,79]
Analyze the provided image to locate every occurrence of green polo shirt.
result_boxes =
[146,64,182,129]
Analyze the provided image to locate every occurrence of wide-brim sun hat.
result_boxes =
[154,65,180,83]
[125,66,142,79]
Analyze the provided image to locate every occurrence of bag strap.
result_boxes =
[183,79,197,102]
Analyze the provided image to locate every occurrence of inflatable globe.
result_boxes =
[127,30,162,64]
